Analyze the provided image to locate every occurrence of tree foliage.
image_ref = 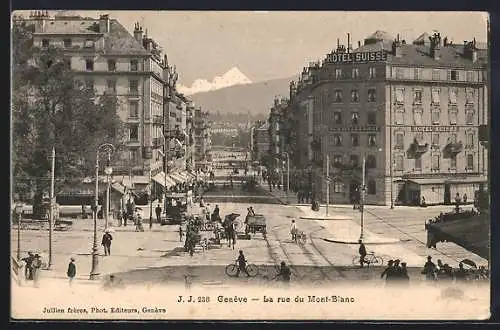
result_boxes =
[12,21,126,208]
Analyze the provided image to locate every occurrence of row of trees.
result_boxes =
[12,21,125,213]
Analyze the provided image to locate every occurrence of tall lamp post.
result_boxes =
[15,203,23,261]
[148,169,153,229]
[359,156,366,241]
[90,143,114,280]
[104,151,114,230]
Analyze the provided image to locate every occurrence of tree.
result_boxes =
[11,20,125,213]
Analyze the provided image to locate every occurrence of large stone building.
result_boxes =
[18,11,198,193]
[252,121,270,162]
[194,107,212,171]
[283,30,488,206]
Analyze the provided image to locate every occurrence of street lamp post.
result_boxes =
[104,152,113,230]
[90,143,114,280]
[15,203,23,261]
[148,169,153,229]
[359,156,366,241]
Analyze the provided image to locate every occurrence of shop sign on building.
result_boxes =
[326,51,388,64]
[329,126,381,132]
[411,126,459,133]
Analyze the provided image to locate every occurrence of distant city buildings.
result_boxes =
[268,30,488,206]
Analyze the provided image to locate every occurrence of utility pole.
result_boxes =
[326,154,330,216]
[149,169,153,229]
[90,150,100,280]
[360,156,366,241]
[48,146,55,269]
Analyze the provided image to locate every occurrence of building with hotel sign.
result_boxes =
[284,30,488,206]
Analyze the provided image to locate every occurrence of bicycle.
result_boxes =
[352,252,383,267]
[225,260,259,277]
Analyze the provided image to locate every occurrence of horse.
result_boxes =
[222,218,236,249]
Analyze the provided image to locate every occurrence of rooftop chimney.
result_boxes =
[429,32,442,60]
[99,14,110,33]
[392,33,403,57]
[463,38,478,63]
[31,10,49,33]
[133,22,143,44]
[358,41,361,48]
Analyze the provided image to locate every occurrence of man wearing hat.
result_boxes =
[422,255,437,281]
[21,251,35,280]
[102,230,113,256]
[67,257,76,286]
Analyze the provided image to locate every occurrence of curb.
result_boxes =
[322,238,402,245]
[300,216,352,221]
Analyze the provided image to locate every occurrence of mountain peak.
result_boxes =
[178,67,252,95]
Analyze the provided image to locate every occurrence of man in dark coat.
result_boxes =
[21,251,35,280]
[155,204,162,224]
[67,257,76,286]
[101,230,113,256]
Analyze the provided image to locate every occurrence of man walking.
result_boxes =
[21,251,35,281]
[101,230,113,256]
[67,257,76,286]
[31,254,42,287]
[155,204,162,224]
[290,220,297,242]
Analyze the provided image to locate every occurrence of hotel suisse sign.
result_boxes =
[326,51,388,64]
[411,126,459,133]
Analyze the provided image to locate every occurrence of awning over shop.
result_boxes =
[169,173,185,184]
[446,176,488,184]
[111,182,127,195]
[152,172,176,188]
[177,172,189,182]
[117,176,150,188]
[185,171,197,180]
[406,178,447,185]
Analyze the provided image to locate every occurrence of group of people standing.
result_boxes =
[21,252,43,286]
[380,259,410,284]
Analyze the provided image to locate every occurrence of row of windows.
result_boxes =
[332,112,376,125]
[319,89,377,104]
[394,108,476,125]
[395,132,475,148]
[328,134,378,147]
[41,38,95,49]
[394,87,476,105]
[331,180,377,195]
[85,59,140,72]
[393,67,480,83]
[393,154,475,171]
[84,79,139,94]
[325,67,378,80]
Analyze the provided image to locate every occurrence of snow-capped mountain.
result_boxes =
[178,67,252,95]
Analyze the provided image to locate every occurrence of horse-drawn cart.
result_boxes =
[245,214,267,239]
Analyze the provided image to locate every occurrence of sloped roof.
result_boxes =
[40,18,100,35]
[103,20,150,56]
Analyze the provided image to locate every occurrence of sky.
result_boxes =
[15,11,489,87]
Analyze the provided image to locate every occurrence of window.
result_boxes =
[351,90,359,103]
[351,112,359,125]
[333,154,342,165]
[449,109,458,125]
[351,134,359,147]
[466,71,474,82]
[395,132,404,148]
[129,79,139,94]
[85,59,94,71]
[350,155,359,167]
[395,88,404,104]
[413,89,422,104]
[129,124,139,140]
[466,132,474,147]
[395,112,404,125]
[333,134,342,146]
[450,155,457,169]
[107,80,116,93]
[466,154,474,170]
[352,68,359,79]
[415,157,422,170]
[466,111,474,125]
[367,179,376,195]
[450,70,459,81]
[414,68,422,80]
[41,39,49,47]
[466,88,475,104]
[63,38,72,48]
[431,88,440,104]
[369,67,376,79]
[395,155,404,171]
[432,69,441,80]
[130,59,138,71]
[334,90,343,102]
[449,88,457,105]
[432,133,440,147]
[108,59,116,71]
[413,110,422,125]
[396,68,404,79]
[85,79,94,91]
[333,112,342,125]
[367,112,376,125]
[368,134,377,147]
[63,57,71,69]
[366,155,376,169]
[129,101,139,118]
[333,182,344,193]
[335,69,342,79]
[431,154,440,171]
[431,110,440,125]
[84,39,94,48]
[368,89,376,102]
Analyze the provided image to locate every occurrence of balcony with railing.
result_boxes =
[408,138,429,156]
[444,141,464,155]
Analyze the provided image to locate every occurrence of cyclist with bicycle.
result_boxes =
[358,240,367,268]
[236,250,250,277]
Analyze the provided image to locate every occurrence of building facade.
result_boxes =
[284,30,488,206]
[194,108,212,171]
[19,11,200,193]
